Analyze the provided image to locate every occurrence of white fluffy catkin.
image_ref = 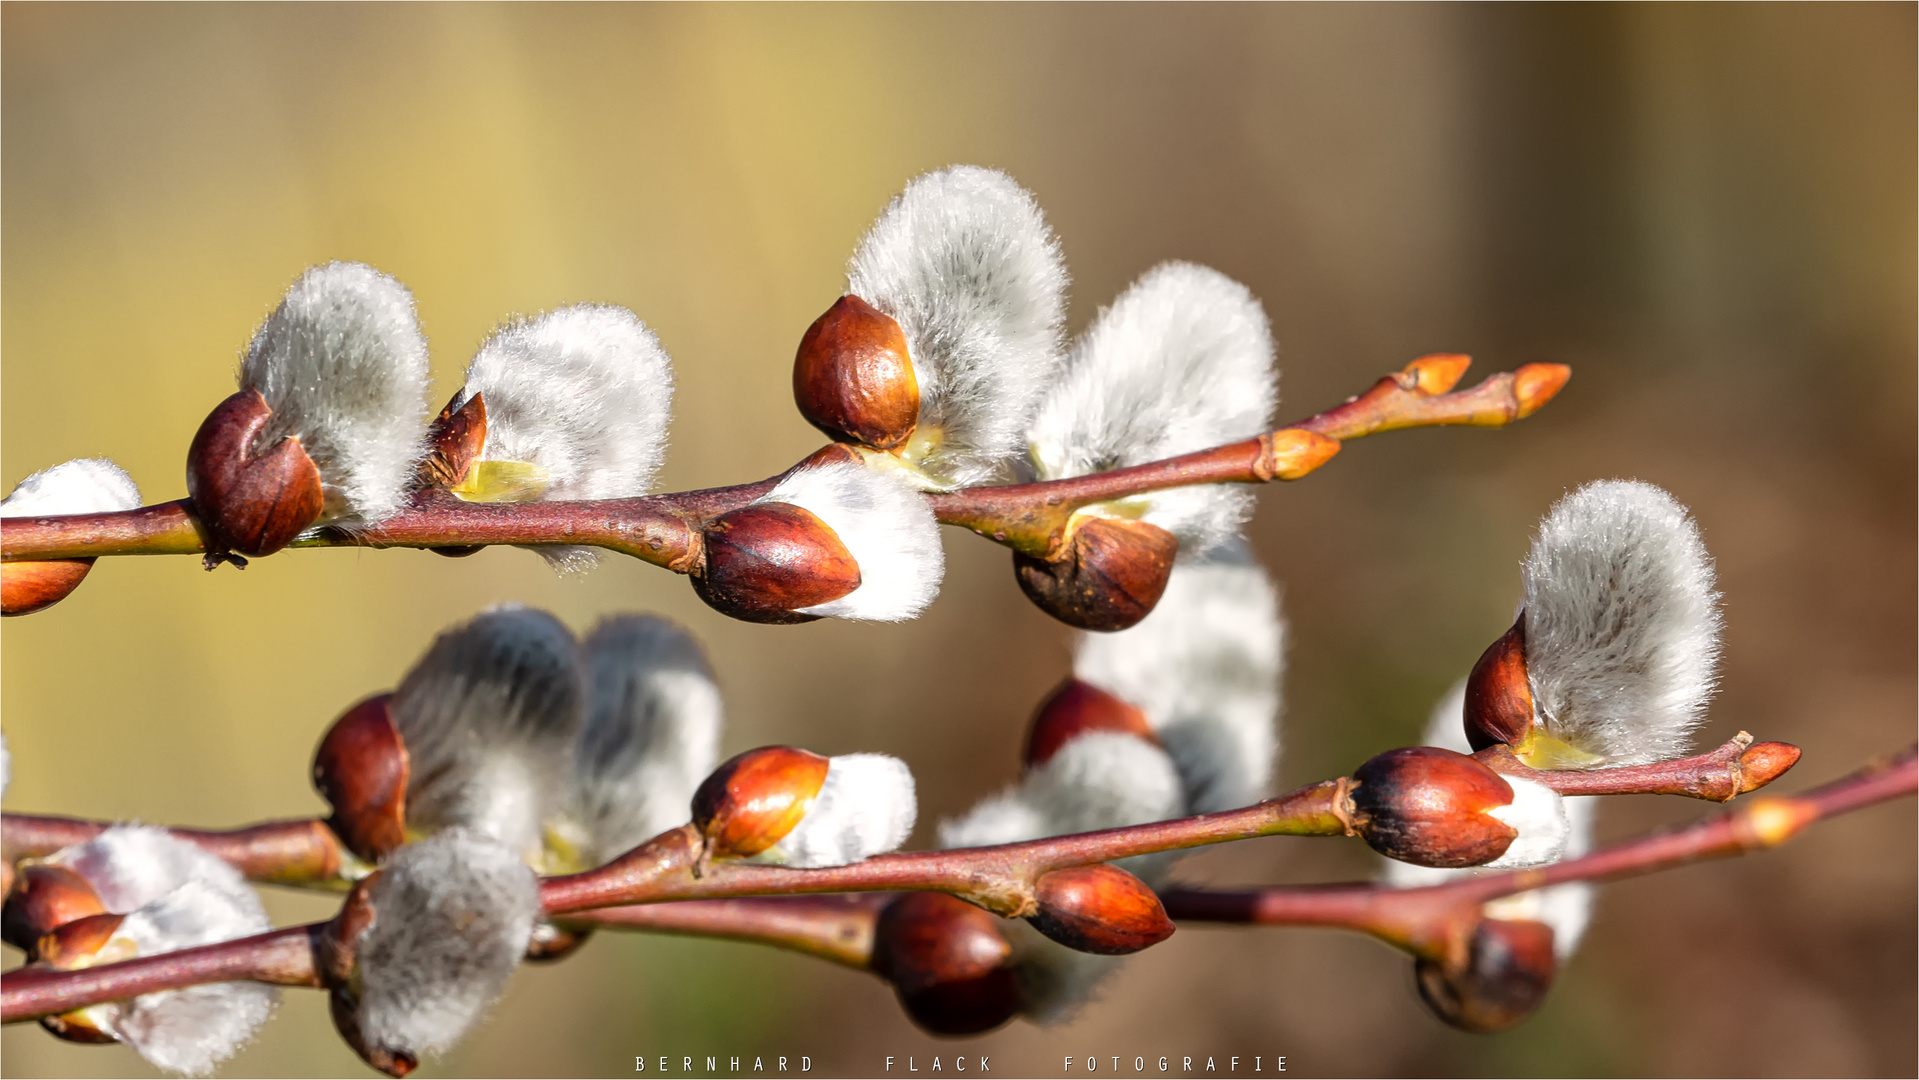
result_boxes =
[355,829,540,1060]
[390,605,586,861]
[239,262,430,524]
[1,458,142,517]
[756,462,946,621]
[566,615,723,864]
[50,827,276,1076]
[1028,262,1278,553]
[753,754,916,868]
[846,165,1068,487]
[1521,480,1723,766]
[1386,682,1596,959]
[1072,541,1284,814]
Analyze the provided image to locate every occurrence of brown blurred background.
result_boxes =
[2,4,1913,1077]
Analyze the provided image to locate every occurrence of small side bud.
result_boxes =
[1026,864,1175,955]
[690,746,832,863]
[794,295,921,450]
[1465,617,1534,752]
[872,893,1023,1036]
[1024,679,1157,768]
[314,694,411,862]
[1,559,96,617]
[186,388,326,557]
[1351,747,1518,868]
[1013,518,1178,632]
[693,503,862,624]
[524,921,594,962]
[419,391,488,490]
[2,864,108,954]
[1511,363,1572,419]
[1402,353,1473,395]
[1415,917,1557,1033]
[36,911,129,969]
[1738,741,1802,794]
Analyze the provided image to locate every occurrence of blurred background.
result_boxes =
[3,4,1913,1077]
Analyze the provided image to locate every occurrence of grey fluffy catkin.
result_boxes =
[239,262,430,524]
[355,829,540,1060]
[389,605,586,861]
[1521,480,1723,766]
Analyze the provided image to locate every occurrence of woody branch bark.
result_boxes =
[0,357,1566,566]
[2,744,1902,1025]
[0,732,1797,891]
[1161,745,1918,968]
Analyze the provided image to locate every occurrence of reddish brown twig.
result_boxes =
[1162,745,1918,969]
[0,358,1566,566]
[1477,733,1802,801]
[2,815,351,888]
[560,895,885,970]
[1,745,1900,1024]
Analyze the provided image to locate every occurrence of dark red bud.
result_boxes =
[793,295,921,450]
[419,391,487,490]
[36,911,127,969]
[1013,518,1178,632]
[1024,680,1158,768]
[1465,617,1534,751]
[873,893,1023,1036]
[1,558,96,617]
[691,746,831,861]
[1415,917,1557,1033]
[693,502,861,624]
[1027,864,1175,955]
[313,694,410,862]
[41,1012,121,1044]
[2,864,108,954]
[1351,746,1517,868]
[524,921,594,962]
[186,388,326,557]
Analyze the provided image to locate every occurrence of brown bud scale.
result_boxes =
[1027,864,1175,955]
[1465,617,1534,752]
[1025,680,1158,768]
[419,391,488,490]
[873,893,1022,1036]
[1415,917,1557,1033]
[2,865,108,954]
[1351,746,1517,868]
[793,295,921,450]
[36,912,128,969]
[693,502,860,625]
[1014,517,1178,632]
[313,694,411,862]
[1,558,95,617]
[691,746,832,861]
[186,388,326,557]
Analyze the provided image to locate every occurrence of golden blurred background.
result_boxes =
[3,4,1913,1077]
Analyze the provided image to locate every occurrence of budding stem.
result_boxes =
[2,815,352,888]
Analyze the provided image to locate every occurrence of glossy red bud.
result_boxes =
[186,388,326,558]
[1014,518,1178,632]
[793,295,921,450]
[313,694,410,862]
[1027,864,1175,955]
[36,911,128,969]
[1351,746,1517,868]
[1465,617,1534,751]
[419,391,487,490]
[690,746,832,861]
[693,502,861,625]
[1,558,96,617]
[1024,679,1158,768]
[1415,917,1557,1033]
[873,893,1023,1036]
[2,864,108,954]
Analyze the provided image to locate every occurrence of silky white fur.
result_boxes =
[239,262,430,524]
[50,827,276,1076]
[566,615,723,864]
[1028,262,1278,552]
[758,462,945,621]
[1484,776,1571,869]
[1385,682,1596,959]
[356,829,540,1059]
[390,606,586,862]
[1,458,142,517]
[1521,480,1722,766]
[755,754,916,868]
[846,166,1068,486]
[1073,542,1284,814]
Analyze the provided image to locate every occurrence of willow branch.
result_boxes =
[1,925,321,1023]
[1478,733,1802,801]
[560,895,883,970]
[1162,745,1918,968]
[2,814,353,888]
[0,357,1567,565]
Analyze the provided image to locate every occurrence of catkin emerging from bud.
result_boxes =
[1,459,143,615]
